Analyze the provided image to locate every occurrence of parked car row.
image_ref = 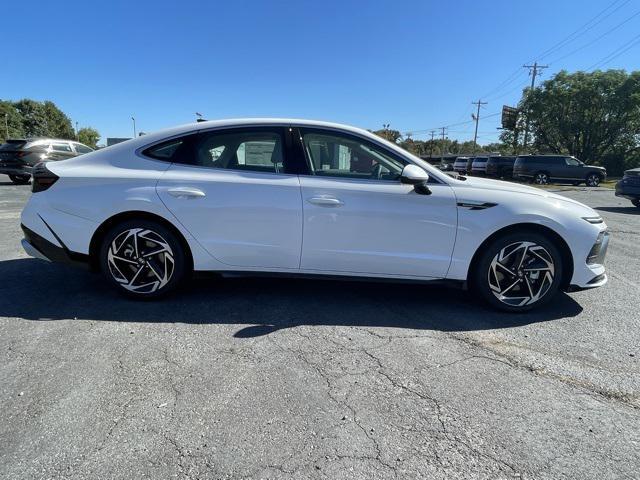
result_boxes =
[445,154,606,187]
[0,138,94,184]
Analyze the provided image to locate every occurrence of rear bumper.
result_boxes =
[21,224,89,267]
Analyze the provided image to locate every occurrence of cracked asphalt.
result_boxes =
[0,175,639,479]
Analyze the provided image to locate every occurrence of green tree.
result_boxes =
[372,128,402,143]
[522,70,640,164]
[77,127,100,148]
[13,99,49,137]
[0,101,25,143]
[42,101,75,139]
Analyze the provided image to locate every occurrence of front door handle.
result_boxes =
[167,187,206,199]
[307,196,344,207]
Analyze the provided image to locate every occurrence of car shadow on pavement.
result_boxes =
[0,258,583,336]
[595,206,640,215]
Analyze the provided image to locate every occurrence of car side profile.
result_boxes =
[20,119,609,311]
[485,155,516,179]
[471,156,489,176]
[452,156,470,174]
[513,154,606,186]
[0,138,94,184]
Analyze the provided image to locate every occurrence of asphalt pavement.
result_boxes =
[0,175,638,479]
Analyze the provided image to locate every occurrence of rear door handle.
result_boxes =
[167,187,206,198]
[307,196,344,207]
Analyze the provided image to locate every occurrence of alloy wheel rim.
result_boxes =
[587,175,599,186]
[535,174,548,184]
[488,241,555,307]
[107,228,175,293]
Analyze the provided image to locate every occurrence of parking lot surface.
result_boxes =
[0,175,638,479]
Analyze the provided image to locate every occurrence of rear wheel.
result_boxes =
[533,172,550,185]
[9,174,30,185]
[586,173,601,187]
[632,199,640,208]
[471,231,563,312]
[99,220,187,299]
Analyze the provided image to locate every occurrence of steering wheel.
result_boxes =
[371,163,383,180]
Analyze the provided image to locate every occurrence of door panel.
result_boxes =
[299,177,458,278]
[157,166,302,269]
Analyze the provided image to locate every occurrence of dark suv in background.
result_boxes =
[485,155,516,179]
[0,138,93,184]
[513,154,606,187]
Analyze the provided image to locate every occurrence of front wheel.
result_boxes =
[99,220,188,299]
[9,174,30,185]
[471,232,563,312]
[586,173,601,187]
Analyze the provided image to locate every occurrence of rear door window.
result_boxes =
[52,143,72,152]
[193,128,286,174]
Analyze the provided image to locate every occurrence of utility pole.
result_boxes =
[440,127,447,165]
[75,121,79,141]
[4,114,8,140]
[472,99,488,153]
[131,116,137,138]
[429,130,436,160]
[522,62,548,150]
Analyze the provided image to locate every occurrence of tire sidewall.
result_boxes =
[472,231,564,312]
[9,174,30,185]
[99,219,187,299]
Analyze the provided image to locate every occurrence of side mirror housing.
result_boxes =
[400,164,430,185]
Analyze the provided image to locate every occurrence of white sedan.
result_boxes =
[20,119,609,311]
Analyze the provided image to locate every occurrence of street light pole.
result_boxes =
[75,121,79,140]
[131,117,137,138]
[4,114,8,140]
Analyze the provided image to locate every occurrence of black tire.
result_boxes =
[99,219,188,299]
[585,173,601,187]
[632,199,640,208]
[471,231,564,312]
[533,172,550,185]
[9,174,30,185]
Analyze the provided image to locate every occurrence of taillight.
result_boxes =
[32,162,59,193]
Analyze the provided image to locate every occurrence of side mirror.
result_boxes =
[400,164,430,185]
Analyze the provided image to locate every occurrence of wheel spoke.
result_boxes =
[488,240,555,307]
[107,228,175,294]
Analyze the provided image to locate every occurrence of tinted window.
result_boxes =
[301,129,405,181]
[194,129,284,173]
[74,144,93,154]
[52,143,72,152]
[145,139,184,160]
[565,157,580,166]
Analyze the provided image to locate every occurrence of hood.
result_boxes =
[624,168,640,176]
[452,176,595,210]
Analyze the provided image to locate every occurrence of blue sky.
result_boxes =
[3,0,639,144]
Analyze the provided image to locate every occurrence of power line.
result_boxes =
[586,32,640,70]
[535,0,632,61]
[548,8,640,65]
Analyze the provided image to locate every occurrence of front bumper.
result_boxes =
[615,181,640,200]
[567,229,609,291]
